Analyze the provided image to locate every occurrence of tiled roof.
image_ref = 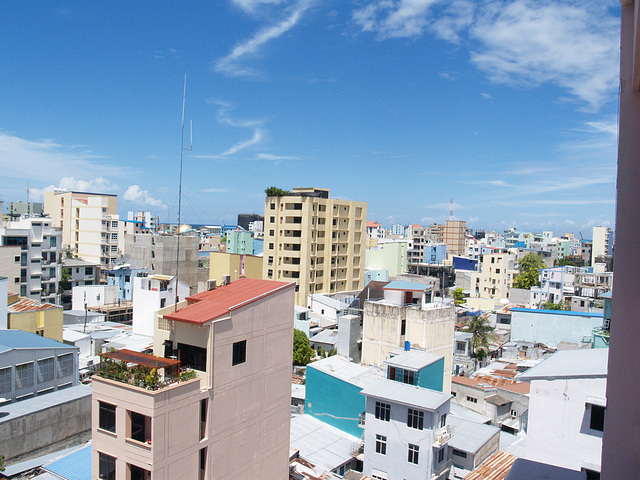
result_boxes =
[8,297,60,313]
[163,277,294,325]
[366,221,381,227]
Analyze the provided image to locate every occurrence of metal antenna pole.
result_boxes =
[175,74,188,310]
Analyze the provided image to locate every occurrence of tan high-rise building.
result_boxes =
[44,190,119,266]
[263,187,367,306]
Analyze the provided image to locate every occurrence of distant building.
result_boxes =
[365,241,408,277]
[469,250,518,300]
[263,187,367,306]
[61,258,101,310]
[7,293,63,342]
[209,251,263,286]
[106,264,147,301]
[7,201,43,219]
[591,226,613,266]
[226,230,255,255]
[44,190,119,266]
[127,210,159,231]
[237,213,263,231]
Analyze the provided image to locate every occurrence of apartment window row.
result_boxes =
[98,452,151,480]
[98,401,152,444]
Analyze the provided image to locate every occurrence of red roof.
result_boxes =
[366,221,381,227]
[411,223,422,228]
[163,278,294,325]
[8,298,60,313]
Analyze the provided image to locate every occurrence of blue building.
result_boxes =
[106,265,147,301]
[385,348,445,392]
[305,356,383,437]
[424,243,447,264]
[453,256,477,272]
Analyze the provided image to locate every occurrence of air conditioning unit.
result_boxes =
[222,275,231,286]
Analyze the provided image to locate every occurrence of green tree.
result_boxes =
[540,301,570,311]
[293,329,314,366]
[555,258,576,267]
[0,453,4,472]
[512,253,546,290]
[464,316,496,358]
[60,267,71,291]
[265,186,292,196]
[452,287,465,306]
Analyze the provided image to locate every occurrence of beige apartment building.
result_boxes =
[263,187,367,306]
[469,250,519,300]
[444,220,467,257]
[44,190,119,266]
[92,277,295,480]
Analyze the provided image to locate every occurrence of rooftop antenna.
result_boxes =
[449,198,454,220]
[27,182,30,204]
[175,74,193,310]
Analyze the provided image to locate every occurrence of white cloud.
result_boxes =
[480,92,493,100]
[201,188,233,193]
[123,185,166,208]
[215,1,313,77]
[0,132,128,184]
[59,176,119,193]
[221,129,264,155]
[232,0,286,14]
[352,0,619,109]
[256,152,300,161]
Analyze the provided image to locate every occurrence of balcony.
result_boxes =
[97,349,197,391]
[432,425,453,447]
[432,459,453,479]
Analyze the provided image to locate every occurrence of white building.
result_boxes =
[361,378,453,480]
[591,226,612,265]
[0,216,62,305]
[131,274,190,336]
[518,349,607,477]
[530,265,580,306]
[71,285,118,311]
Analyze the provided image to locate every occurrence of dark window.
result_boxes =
[438,447,445,463]
[401,319,406,336]
[403,369,415,385]
[590,404,605,431]
[99,402,116,433]
[233,340,247,366]
[129,411,151,443]
[199,447,207,480]
[452,449,467,458]
[178,343,207,372]
[375,434,387,455]
[375,401,390,421]
[129,464,151,480]
[407,408,424,430]
[98,452,116,480]
[200,398,208,440]
[408,444,419,464]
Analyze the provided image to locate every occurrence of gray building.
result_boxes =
[62,258,101,310]
[0,329,79,404]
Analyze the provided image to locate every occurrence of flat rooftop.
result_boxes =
[307,356,383,389]
[361,378,451,411]
[387,349,444,371]
[518,348,608,381]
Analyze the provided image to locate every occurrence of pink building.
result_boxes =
[92,278,295,479]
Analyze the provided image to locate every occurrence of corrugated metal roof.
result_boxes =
[464,450,517,480]
[164,278,294,325]
[8,297,60,313]
[383,280,432,292]
[0,329,69,350]
[448,416,500,454]
[361,378,451,410]
[517,348,608,381]
[43,444,92,480]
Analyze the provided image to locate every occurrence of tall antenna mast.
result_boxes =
[175,74,192,310]
[449,198,454,220]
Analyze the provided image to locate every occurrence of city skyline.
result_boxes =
[0,0,619,234]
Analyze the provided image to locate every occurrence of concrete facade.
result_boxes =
[469,250,518,301]
[263,187,368,306]
[209,251,263,285]
[44,190,119,266]
[7,295,64,342]
[510,308,603,348]
[93,278,295,480]
[365,241,408,278]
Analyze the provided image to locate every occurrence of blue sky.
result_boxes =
[0,0,620,235]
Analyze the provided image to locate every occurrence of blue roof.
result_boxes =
[510,308,603,318]
[601,291,612,299]
[383,280,432,292]
[0,330,70,351]
[44,444,92,480]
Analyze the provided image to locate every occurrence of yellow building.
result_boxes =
[209,252,263,285]
[7,292,63,342]
[263,187,367,306]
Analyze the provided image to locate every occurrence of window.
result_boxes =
[111,245,117,252]
[269,243,274,249]
[112,221,118,228]
[590,404,605,431]
[128,411,151,443]
[98,452,116,480]
[199,447,207,480]
[466,396,477,404]
[269,230,275,236]
[270,203,275,210]
[440,413,447,427]
[232,340,247,366]
[58,354,74,377]
[401,319,406,336]
[111,233,117,240]
[511,409,518,417]
[129,464,151,480]
[37,357,55,382]
[375,401,390,421]
[438,447,445,463]
[408,444,419,464]
[452,448,467,458]
[15,362,34,389]
[402,369,415,385]
[0,367,11,394]
[99,402,116,433]
[407,408,424,430]
[375,434,387,455]
[200,398,208,440]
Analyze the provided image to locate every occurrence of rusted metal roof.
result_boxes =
[100,349,180,369]
[8,297,61,313]
[464,450,518,480]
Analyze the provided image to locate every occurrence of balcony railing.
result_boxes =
[432,459,453,479]
[97,349,196,391]
[432,425,453,447]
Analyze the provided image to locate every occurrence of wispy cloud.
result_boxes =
[256,153,300,161]
[123,185,166,208]
[29,177,119,202]
[215,1,314,77]
[352,0,619,109]
[221,129,264,155]
[201,187,234,193]
[232,0,287,14]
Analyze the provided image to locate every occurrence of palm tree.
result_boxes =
[464,315,496,359]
